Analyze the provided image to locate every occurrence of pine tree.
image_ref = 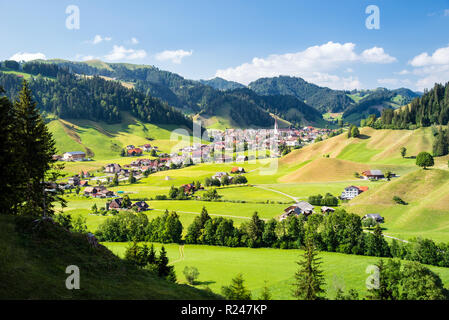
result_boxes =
[157,246,171,277]
[14,80,57,216]
[221,273,252,300]
[0,87,21,214]
[258,281,272,300]
[292,239,326,300]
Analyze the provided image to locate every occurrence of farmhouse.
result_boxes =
[132,201,150,212]
[104,163,121,173]
[362,170,385,180]
[280,201,314,221]
[230,167,245,174]
[321,206,335,213]
[236,155,248,163]
[107,198,123,210]
[363,213,385,223]
[62,151,86,161]
[341,186,368,200]
[68,175,80,186]
[127,148,143,156]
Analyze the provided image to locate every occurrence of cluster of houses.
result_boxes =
[279,201,384,224]
[171,124,336,165]
[83,186,116,198]
[106,198,150,212]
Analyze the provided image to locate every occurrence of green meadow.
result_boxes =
[104,242,449,300]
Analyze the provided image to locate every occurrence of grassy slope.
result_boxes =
[105,242,449,300]
[0,215,218,299]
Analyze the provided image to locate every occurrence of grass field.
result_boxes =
[104,242,449,300]
[52,121,449,300]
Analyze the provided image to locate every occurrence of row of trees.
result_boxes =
[95,210,183,243]
[95,206,449,269]
[124,242,176,282]
[204,175,247,187]
[308,193,339,206]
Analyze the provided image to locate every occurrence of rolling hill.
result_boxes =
[275,125,449,241]
[0,214,218,299]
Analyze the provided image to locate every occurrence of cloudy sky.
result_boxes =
[2,0,449,91]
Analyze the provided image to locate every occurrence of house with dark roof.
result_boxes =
[132,201,150,212]
[363,213,384,223]
[362,170,384,180]
[280,201,314,220]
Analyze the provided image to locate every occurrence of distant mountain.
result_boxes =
[199,77,246,91]
[248,76,355,113]
[30,60,324,128]
[343,87,421,124]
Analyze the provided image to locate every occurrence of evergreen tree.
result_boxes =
[400,147,407,158]
[157,246,172,277]
[221,273,252,300]
[13,80,58,216]
[258,281,272,300]
[292,239,326,300]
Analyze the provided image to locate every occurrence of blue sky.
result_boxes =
[1,0,449,91]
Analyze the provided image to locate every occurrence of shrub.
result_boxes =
[183,266,200,285]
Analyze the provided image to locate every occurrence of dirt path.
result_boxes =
[253,185,299,202]
[363,230,409,243]
[171,245,185,264]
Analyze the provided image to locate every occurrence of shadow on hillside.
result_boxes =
[357,134,371,140]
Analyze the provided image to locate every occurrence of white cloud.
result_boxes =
[90,35,112,45]
[409,45,449,90]
[395,69,410,75]
[215,41,395,88]
[155,49,193,64]
[130,37,139,45]
[104,45,147,61]
[360,47,397,63]
[9,52,46,62]
[409,45,449,67]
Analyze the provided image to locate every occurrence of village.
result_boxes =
[48,123,398,225]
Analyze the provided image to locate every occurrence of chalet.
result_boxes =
[230,167,245,174]
[181,183,197,194]
[141,144,152,152]
[280,201,315,221]
[62,151,86,161]
[126,145,135,150]
[362,170,385,180]
[341,186,368,200]
[236,155,248,163]
[79,180,89,187]
[68,175,81,186]
[104,163,121,173]
[107,198,123,210]
[52,155,62,161]
[83,187,99,196]
[321,206,336,214]
[212,172,229,180]
[127,148,143,156]
[132,201,150,212]
[363,213,384,223]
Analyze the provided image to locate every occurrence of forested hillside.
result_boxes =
[199,77,246,91]
[343,88,420,124]
[248,76,355,113]
[0,62,192,128]
[21,60,326,128]
[366,82,449,129]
